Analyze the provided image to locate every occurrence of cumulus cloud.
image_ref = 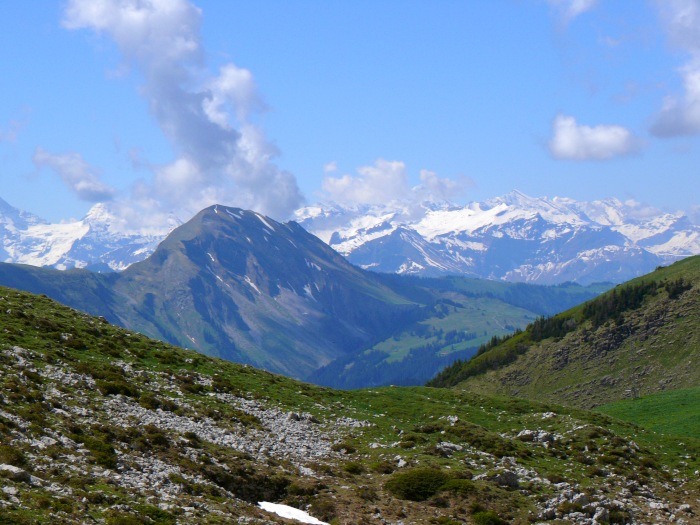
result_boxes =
[415,170,471,202]
[32,148,117,202]
[547,0,597,25]
[322,159,410,206]
[321,159,469,207]
[548,114,638,160]
[650,0,700,137]
[63,0,303,222]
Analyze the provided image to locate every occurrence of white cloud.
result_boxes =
[203,63,262,127]
[63,0,303,221]
[651,0,700,137]
[322,159,410,206]
[690,204,700,224]
[415,170,471,202]
[655,0,700,54]
[323,161,338,173]
[548,114,638,160]
[547,0,597,25]
[32,148,117,202]
[321,159,468,207]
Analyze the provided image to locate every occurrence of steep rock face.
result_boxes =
[296,191,700,284]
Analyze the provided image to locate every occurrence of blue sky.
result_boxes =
[0,0,699,226]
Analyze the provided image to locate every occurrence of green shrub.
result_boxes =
[343,461,364,475]
[82,436,117,469]
[472,510,508,525]
[96,379,139,398]
[385,468,449,501]
[370,460,395,474]
[310,498,337,522]
[609,510,632,524]
[331,441,356,454]
[441,477,474,495]
[0,445,27,467]
[355,485,379,502]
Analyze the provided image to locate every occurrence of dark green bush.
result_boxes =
[355,485,379,501]
[310,498,337,522]
[441,477,475,495]
[0,445,27,467]
[385,468,449,501]
[343,461,364,475]
[96,379,139,398]
[331,441,356,454]
[370,460,395,474]
[472,510,509,525]
[82,436,117,469]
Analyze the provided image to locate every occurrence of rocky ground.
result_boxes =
[0,287,699,524]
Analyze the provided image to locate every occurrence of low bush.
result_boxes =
[343,461,364,475]
[0,445,27,467]
[472,510,509,525]
[385,468,449,501]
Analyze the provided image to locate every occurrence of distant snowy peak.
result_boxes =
[2,192,698,283]
[0,201,180,271]
[0,197,46,231]
[296,192,700,284]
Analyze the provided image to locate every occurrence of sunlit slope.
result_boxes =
[0,285,697,523]
[430,256,700,409]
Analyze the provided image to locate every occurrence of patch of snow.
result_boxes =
[254,212,276,231]
[305,259,321,271]
[258,502,329,524]
[244,276,261,294]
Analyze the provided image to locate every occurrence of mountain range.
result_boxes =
[0,204,605,387]
[296,191,700,285]
[2,191,698,284]
[0,198,178,272]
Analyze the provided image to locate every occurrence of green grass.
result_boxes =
[1,284,699,523]
[596,386,700,438]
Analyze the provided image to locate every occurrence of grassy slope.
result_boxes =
[1,285,698,523]
[596,386,700,438]
[430,256,700,409]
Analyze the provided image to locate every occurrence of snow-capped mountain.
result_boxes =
[295,191,700,284]
[1,191,698,284]
[0,198,179,271]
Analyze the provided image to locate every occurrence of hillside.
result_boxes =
[0,286,698,524]
[429,256,700,409]
[0,205,606,388]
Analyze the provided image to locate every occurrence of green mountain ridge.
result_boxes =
[0,285,698,523]
[429,256,700,409]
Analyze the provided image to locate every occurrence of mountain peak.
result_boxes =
[298,192,700,284]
